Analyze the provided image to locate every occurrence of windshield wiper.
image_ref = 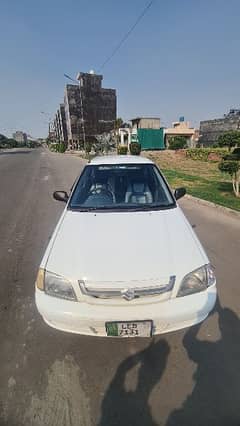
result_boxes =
[69,203,176,212]
[69,205,114,211]
[128,203,175,211]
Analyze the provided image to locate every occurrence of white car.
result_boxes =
[35,155,217,337]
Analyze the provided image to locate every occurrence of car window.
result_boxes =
[69,164,175,211]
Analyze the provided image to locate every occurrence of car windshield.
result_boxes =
[69,163,175,211]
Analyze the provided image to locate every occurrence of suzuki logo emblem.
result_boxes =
[121,288,135,301]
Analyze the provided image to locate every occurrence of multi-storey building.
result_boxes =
[53,104,67,144]
[12,131,27,144]
[64,70,116,148]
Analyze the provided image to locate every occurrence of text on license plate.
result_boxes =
[106,320,153,337]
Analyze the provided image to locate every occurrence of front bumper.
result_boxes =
[35,285,217,336]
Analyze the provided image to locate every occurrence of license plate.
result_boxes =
[106,320,153,337]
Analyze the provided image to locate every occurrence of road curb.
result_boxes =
[185,194,240,219]
[64,151,88,162]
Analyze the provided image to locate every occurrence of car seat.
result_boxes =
[125,182,153,204]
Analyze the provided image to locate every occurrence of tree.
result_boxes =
[168,136,187,150]
[218,160,240,197]
[217,131,240,151]
[0,134,8,148]
[0,134,18,149]
[115,118,124,129]
[222,147,240,161]
[0,133,8,142]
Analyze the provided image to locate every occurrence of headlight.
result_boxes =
[36,269,77,301]
[177,264,216,297]
[36,268,45,290]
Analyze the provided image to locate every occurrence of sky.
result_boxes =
[0,0,240,138]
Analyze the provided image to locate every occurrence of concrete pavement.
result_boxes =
[0,147,240,426]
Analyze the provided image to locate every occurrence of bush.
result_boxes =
[58,143,66,153]
[218,160,240,175]
[186,148,209,161]
[49,142,63,152]
[186,148,228,161]
[129,142,141,155]
[51,145,56,151]
[117,145,128,155]
[8,139,19,148]
[27,141,34,148]
[168,136,187,150]
[27,141,41,148]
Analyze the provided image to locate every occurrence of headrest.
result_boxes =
[94,183,107,189]
[132,182,145,193]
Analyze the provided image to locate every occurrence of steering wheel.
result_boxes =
[89,185,113,200]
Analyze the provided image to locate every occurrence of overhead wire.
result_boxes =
[63,1,155,142]
[98,0,155,72]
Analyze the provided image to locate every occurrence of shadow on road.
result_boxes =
[98,339,170,426]
[167,299,240,426]
[0,150,31,155]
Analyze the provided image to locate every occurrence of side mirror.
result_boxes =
[174,187,186,200]
[53,191,69,203]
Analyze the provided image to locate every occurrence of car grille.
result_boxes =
[79,276,176,301]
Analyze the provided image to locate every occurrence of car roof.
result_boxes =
[89,155,154,165]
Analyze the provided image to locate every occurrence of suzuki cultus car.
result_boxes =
[35,156,216,337]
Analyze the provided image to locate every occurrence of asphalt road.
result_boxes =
[0,147,240,426]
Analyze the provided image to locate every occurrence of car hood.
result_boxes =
[45,207,208,284]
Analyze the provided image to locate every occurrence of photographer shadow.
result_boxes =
[167,299,240,426]
[99,339,170,426]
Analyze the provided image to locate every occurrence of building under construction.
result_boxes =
[63,71,116,149]
[53,104,67,144]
